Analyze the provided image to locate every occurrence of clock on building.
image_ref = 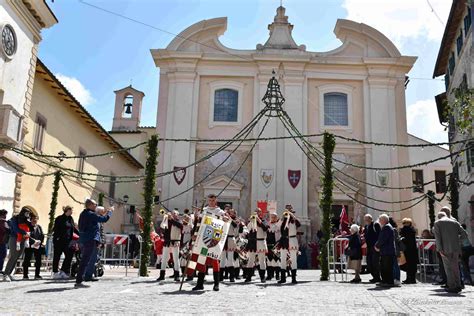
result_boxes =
[1,24,17,59]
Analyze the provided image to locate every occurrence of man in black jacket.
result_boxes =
[364,214,381,283]
[53,206,77,279]
[22,215,44,280]
[375,214,396,287]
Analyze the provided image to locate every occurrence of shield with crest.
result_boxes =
[288,170,301,189]
[260,169,274,188]
[173,167,186,185]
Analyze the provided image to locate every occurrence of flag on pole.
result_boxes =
[339,205,349,233]
[186,215,230,275]
[257,200,268,216]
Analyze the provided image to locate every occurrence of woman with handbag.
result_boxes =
[400,218,419,284]
[347,224,362,283]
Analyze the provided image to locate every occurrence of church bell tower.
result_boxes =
[111,85,145,131]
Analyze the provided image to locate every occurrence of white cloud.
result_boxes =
[55,73,95,106]
[342,0,451,47]
[406,99,448,143]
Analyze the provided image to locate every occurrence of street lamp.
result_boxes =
[57,151,66,162]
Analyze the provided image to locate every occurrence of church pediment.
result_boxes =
[202,175,243,191]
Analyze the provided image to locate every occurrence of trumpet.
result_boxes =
[250,214,257,220]
[159,209,166,215]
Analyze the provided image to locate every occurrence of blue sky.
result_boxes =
[39,0,451,143]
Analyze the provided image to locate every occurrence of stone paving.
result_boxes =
[1,268,473,315]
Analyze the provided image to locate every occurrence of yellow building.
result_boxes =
[19,59,144,234]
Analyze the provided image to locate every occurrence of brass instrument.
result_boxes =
[159,209,166,216]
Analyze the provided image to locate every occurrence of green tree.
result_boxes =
[444,87,474,135]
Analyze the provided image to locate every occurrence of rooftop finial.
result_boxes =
[256,4,305,51]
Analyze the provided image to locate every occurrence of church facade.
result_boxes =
[150,6,417,238]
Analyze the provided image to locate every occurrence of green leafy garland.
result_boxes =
[139,135,159,277]
[48,171,61,234]
[427,190,436,229]
[449,172,459,220]
[319,132,335,281]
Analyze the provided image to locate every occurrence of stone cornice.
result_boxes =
[7,0,43,43]
[167,71,197,83]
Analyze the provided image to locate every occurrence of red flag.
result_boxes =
[257,200,268,217]
[339,205,349,233]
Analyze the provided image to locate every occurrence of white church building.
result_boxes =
[111,6,451,238]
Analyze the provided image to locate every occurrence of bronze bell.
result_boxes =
[124,103,132,114]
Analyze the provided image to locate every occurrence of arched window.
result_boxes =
[213,89,238,122]
[323,92,348,126]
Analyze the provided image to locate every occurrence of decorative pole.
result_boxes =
[48,171,61,234]
[448,172,459,220]
[98,192,105,206]
[427,190,436,229]
[319,132,335,281]
[139,134,159,277]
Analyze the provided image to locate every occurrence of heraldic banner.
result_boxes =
[186,215,230,275]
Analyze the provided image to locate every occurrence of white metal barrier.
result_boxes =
[40,233,143,277]
[417,238,438,283]
[327,237,440,283]
[327,237,349,281]
[101,234,143,277]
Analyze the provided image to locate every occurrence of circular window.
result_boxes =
[1,24,17,59]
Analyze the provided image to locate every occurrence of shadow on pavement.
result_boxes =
[429,293,466,297]
[26,287,73,294]
[43,280,75,284]
[130,280,160,285]
[367,286,392,291]
[162,290,206,295]
[255,280,314,287]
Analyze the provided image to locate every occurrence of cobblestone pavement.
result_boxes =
[1,268,473,315]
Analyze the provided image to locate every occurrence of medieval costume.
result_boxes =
[157,211,183,282]
[279,206,301,284]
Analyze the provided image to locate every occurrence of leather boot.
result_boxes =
[278,271,286,284]
[235,267,241,280]
[224,267,229,279]
[173,270,180,282]
[229,267,235,283]
[213,272,220,291]
[291,269,297,284]
[156,270,166,281]
[259,269,266,283]
[192,272,205,291]
[266,267,273,281]
[244,268,252,283]
[275,267,280,280]
[219,268,224,281]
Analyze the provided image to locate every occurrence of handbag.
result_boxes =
[398,251,407,266]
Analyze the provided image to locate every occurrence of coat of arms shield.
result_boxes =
[173,167,186,185]
[260,169,274,188]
